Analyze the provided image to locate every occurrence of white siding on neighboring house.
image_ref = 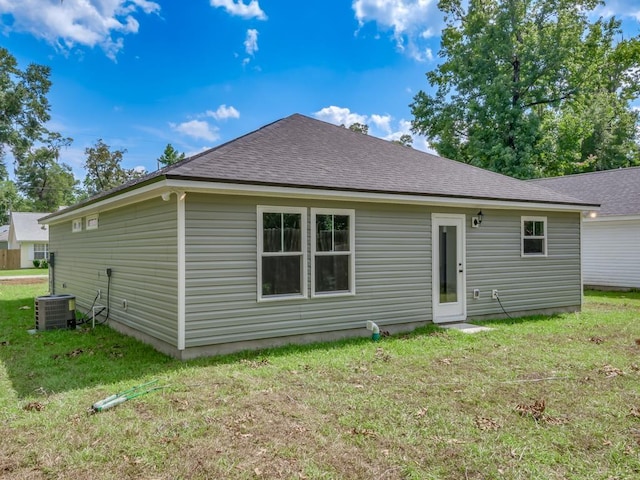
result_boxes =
[582,219,640,289]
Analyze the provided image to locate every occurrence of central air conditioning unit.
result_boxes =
[35,294,77,331]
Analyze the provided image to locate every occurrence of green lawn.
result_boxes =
[1,281,638,479]
[0,268,47,276]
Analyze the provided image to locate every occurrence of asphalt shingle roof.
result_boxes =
[44,114,597,221]
[530,167,640,216]
[10,212,49,242]
[164,114,592,205]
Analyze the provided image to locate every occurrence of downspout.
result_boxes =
[366,320,380,341]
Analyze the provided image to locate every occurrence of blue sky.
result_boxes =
[1,0,639,178]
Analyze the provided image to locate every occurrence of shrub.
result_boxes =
[40,259,49,269]
[32,259,41,268]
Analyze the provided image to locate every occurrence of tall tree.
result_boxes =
[0,180,28,224]
[83,139,144,196]
[411,0,640,178]
[15,135,78,211]
[0,47,54,171]
[157,143,185,168]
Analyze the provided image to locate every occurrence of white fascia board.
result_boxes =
[40,178,592,225]
[583,214,640,223]
[165,179,592,212]
[40,181,168,225]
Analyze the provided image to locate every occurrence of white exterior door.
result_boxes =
[432,214,466,323]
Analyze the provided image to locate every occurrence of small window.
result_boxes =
[34,243,49,260]
[522,216,547,256]
[72,218,82,232]
[257,206,307,301]
[311,208,355,296]
[86,214,99,230]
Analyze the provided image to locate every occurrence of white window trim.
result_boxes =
[521,216,547,257]
[86,214,99,230]
[311,208,356,298]
[72,218,82,233]
[257,206,308,302]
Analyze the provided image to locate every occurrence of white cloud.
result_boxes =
[244,28,259,56]
[314,106,434,153]
[353,0,441,62]
[314,106,368,127]
[370,114,393,133]
[593,1,640,22]
[170,120,219,142]
[206,104,240,121]
[0,0,160,60]
[210,0,267,20]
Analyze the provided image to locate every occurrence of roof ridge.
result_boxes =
[530,166,640,182]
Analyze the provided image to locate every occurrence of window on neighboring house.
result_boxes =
[34,243,49,260]
[522,216,547,256]
[257,206,307,300]
[311,209,355,296]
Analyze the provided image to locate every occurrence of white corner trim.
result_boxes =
[177,191,186,351]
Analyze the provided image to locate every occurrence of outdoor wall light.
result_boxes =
[471,211,484,228]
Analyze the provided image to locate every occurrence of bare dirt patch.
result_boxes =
[0,277,47,285]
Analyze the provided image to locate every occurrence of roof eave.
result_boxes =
[40,176,597,226]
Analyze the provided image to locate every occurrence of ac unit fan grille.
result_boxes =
[35,295,76,331]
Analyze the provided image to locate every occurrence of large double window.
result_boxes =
[257,206,307,300]
[311,208,354,296]
[257,206,355,301]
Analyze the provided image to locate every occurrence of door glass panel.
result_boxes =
[439,225,458,304]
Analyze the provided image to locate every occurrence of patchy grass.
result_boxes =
[1,282,639,479]
[0,268,46,277]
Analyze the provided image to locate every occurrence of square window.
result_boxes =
[72,218,82,232]
[86,214,99,230]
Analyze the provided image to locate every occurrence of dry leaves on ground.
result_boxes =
[23,402,44,412]
[475,417,501,431]
[374,347,391,362]
[240,358,270,368]
[515,399,569,425]
[599,365,624,378]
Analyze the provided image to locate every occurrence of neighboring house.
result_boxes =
[0,225,8,249]
[8,212,50,268]
[40,114,596,359]
[531,167,640,290]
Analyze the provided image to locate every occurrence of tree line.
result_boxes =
[0,46,185,224]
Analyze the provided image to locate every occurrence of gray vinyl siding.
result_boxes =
[466,209,581,316]
[48,198,178,346]
[184,194,430,348]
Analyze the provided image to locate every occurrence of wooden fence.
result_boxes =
[0,249,21,270]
